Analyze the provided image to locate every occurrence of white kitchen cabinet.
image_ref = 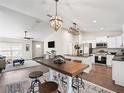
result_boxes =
[107,37,116,48]
[107,36,122,48]
[116,36,122,48]
[107,55,114,67]
[92,40,96,48]
[90,54,95,64]
[122,25,124,45]
[112,61,124,87]
[92,43,96,48]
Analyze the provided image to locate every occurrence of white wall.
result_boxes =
[0,5,52,41]
[0,37,32,59]
[44,30,77,55]
[79,31,122,42]
[0,5,37,39]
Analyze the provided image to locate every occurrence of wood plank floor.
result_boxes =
[0,64,124,93]
[82,64,124,93]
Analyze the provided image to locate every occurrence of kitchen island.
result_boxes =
[64,54,93,73]
[112,55,124,87]
[34,58,89,93]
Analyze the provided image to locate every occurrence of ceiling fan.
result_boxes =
[24,31,34,40]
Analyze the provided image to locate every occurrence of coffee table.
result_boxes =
[13,58,24,66]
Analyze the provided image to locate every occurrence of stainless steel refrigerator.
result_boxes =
[80,43,92,56]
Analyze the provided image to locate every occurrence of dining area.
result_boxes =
[32,55,89,93]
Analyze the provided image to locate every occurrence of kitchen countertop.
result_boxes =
[112,55,124,61]
[64,54,93,58]
[106,53,112,55]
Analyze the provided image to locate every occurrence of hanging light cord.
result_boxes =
[55,0,58,16]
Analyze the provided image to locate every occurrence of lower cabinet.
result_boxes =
[112,61,124,87]
[106,55,114,67]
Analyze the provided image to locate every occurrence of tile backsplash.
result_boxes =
[92,48,124,55]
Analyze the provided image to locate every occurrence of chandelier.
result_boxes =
[50,0,63,32]
[69,23,80,35]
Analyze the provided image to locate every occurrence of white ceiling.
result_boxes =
[0,0,123,33]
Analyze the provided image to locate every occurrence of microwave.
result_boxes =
[96,43,107,48]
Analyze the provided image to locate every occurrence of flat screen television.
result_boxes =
[48,41,55,48]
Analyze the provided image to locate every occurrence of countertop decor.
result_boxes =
[64,54,93,58]
[74,44,80,56]
[74,44,80,49]
[112,55,124,61]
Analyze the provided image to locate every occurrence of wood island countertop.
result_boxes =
[34,58,89,77]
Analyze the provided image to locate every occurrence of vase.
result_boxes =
[77,49,80,56]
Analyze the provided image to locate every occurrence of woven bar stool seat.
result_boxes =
[39,81,58,93]
[29,71,43,79]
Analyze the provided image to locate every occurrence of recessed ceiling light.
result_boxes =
[93,20,96,23]
[100,27,104,30]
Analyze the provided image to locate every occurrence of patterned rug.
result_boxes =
[5,81,30,93]
[5,73,116,93]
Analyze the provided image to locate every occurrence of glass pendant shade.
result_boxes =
[50,16,63,32]
[49,0,63,32]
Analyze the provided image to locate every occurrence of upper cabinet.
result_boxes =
[122,25,124,46]
[107,37,116,48]
[80,35,123,48]
[116,36,122,48]
[107,36,122,48]
[92,40,96,48]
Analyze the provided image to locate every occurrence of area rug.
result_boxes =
[5,73,116,93]
[3,60,41,72]
[5,80,30,93]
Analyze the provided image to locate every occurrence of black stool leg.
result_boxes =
[30,78,41,93]
[30,80,34,93]
[72,75,85,93]
[77,76,79,93]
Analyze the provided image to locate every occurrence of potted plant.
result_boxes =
[74,44,80,56]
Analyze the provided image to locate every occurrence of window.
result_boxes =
[0,42,23,59]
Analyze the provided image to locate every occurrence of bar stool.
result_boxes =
[72,60,85,93]
[29,71,43,93]
[39,81,58,93]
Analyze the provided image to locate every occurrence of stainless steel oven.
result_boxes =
[95,56,106,65]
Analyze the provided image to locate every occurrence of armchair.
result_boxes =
[0,56,6,73]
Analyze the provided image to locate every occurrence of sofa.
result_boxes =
[0,56,6,73]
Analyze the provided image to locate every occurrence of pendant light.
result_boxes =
[50,0,63,32]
